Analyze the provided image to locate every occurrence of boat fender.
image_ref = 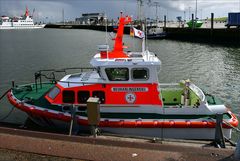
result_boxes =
[181,94,184,105]
[202,120,208,127]
[153,120,158,126]
[136,120,142,127]
[185,99,190,106]
[186,121,191,127]
[169,120,175,126]
[119,120,124,126]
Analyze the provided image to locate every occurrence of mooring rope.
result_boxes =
[0,88,11,101]
[0,88,15,121]
[223,120,240,133]
[209,117,240,133]
[0,106,15,122]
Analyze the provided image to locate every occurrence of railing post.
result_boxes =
[35,76,38,92]
[214,113,225,148]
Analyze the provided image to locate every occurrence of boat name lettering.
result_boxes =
[111,87,148,92]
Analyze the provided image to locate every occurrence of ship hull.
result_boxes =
[22,113,233,140]
[0,25,45,29]
[7,90,238,140]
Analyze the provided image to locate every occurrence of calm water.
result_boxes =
[0,29,240,136]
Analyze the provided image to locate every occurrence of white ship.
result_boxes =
[0,7,45,29]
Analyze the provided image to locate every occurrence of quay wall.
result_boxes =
[165,27,240,44]
[45,24,240,44]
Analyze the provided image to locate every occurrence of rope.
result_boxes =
[209,117,240,133]
[0,88,15,121]
[223,120,240,133]
[0,106,15,122]
[0,88,11,101]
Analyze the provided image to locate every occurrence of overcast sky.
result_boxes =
[0,0,240,22]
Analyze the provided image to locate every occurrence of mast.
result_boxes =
[25,6,29,17]
[153,2,160,26]
[107,12,132,58]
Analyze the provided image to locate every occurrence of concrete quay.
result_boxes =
[45,24,240,45]
[0,126,237,161]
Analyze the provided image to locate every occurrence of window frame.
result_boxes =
[92,90,105,104]
[47,86,61,100]
[77,90,90,104]
[105,68,129,81]
[131,68,149,81]
[62,90,75,104]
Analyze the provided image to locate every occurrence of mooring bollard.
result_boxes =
[87,97,100,138]
[234,139,240,160]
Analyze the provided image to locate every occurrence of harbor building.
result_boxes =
[75,13,105,25]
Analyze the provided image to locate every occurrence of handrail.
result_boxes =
[34,67,95,92]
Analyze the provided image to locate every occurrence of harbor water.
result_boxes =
[0,29,239,139]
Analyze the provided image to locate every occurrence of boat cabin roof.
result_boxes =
[90,50,161,67]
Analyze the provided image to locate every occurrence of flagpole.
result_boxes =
[142,23,145,52]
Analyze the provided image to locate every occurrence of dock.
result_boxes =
[45,24,240,45]
[0,123,237,161]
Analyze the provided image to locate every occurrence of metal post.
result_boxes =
[11,81,15,88]
[164,15,166,28]
[40,74,42,89]
[69,105,76,136]
[35,77,38,92]
[214,114,225,148]
[211,13,214,40]
[192,13,194,30]
[87,97,100,138]
[211,13,214,30]
[91,125,97,138]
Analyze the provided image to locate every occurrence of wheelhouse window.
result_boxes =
[77,91,90,104]
[132,68,149,80]
[48,86,60,99]
[105,68,129,81]
[62,90,75,103]
[92,91,105,104]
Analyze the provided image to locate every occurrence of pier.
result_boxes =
[45,24,240,45]
[0,124,237,161]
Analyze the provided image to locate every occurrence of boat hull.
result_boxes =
[24,114,233,140]
[147,33,167,39]
[7,91,238,140]
[0,25,45,29]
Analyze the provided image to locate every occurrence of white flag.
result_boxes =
[133,27,145,39]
